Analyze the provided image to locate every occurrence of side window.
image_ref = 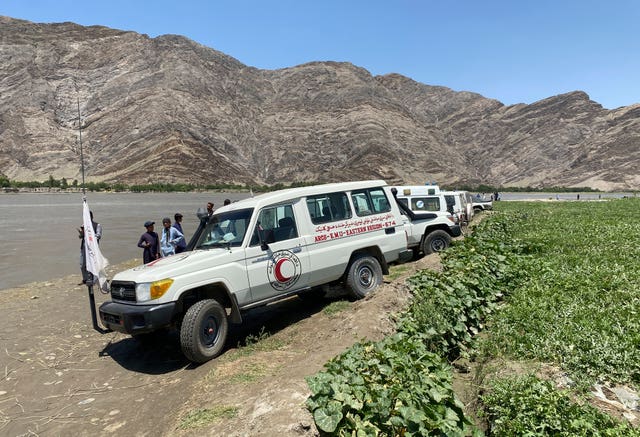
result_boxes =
[307,192,352,224]
[411,196,440,211]
[351,188,391,217]
[445,195,455,208]
[397,198,409,209]
[444,195,456,214]
[250,204,298,246]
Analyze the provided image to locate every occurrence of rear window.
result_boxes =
[307,192,352,224]
[351,188,391,217]
[410,196,440,212]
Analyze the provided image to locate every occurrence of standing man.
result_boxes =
[138,221,160,264]
[173,213,187,253]
[160,217,185,257]
[206,202,214,217]
[78,211,102,285]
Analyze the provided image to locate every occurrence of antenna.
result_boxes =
[77,97,86,198]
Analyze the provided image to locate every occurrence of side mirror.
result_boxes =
[196,207,208,220]
[255,221,270,251]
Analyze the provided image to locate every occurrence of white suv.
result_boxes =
[390,185,462,255]
[100,180,412,363]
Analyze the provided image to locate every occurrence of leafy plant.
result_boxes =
[483,199,640,388]
[306,334,475,436]
[307,199,640,434]
[481,374,638,436]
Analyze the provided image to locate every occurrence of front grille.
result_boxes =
[109,281,137,302]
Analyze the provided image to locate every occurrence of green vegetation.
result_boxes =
[443,183,604,193]
[307,335,475,436]
[386,263,410,281]
[234,326,287,357]
[307,206,524,435]
[481,375,637,436]
[228,362,269,384]
[178,405,238,430]
[3,173,625,194]
[483,200,640,389]
[307,198,640,435]
[322,300,351,316]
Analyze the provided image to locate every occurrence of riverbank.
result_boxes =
[0,192,251,291]
[0,253,441,436]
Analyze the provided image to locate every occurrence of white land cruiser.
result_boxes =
[390,185,463,254]
[100,180,412,363]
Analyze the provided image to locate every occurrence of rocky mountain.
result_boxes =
[1,16,639,190]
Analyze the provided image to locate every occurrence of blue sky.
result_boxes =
[3,0,639,109]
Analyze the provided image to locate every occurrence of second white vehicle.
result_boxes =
[390,185,462,255]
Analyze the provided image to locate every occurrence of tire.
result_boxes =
[345,254,383,300]
[180,299,228,363]
[422,230,451,254]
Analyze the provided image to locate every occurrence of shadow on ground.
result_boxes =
[98,291,348,374]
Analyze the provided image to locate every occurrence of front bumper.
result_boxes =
[99,301,177,335]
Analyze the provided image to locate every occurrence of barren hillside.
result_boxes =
[1,16,639,190]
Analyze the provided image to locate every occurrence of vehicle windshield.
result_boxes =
[194,208,253,249]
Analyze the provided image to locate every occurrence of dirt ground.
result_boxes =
[0,253,443,437]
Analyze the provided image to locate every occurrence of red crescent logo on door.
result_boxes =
[267,250,301,291]
[274,258,292,282]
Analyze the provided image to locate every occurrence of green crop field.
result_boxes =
[307,198,640,436]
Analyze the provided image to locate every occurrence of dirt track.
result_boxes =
[0,255,441,436]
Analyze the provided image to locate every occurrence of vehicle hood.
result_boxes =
[111,249,233,283]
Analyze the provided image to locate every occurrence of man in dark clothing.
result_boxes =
[173,213,187,253]
[138,221,160,264]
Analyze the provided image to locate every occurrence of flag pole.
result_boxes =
[78,98,111,334]
[78,98,86,199]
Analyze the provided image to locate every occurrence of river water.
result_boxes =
[0,191,250,290]
[0,190,635,290]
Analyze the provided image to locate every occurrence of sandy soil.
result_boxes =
[0,254,441,436]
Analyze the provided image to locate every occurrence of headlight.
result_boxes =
[136,278,174,302]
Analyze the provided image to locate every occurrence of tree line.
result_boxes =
[0,173,608,193]
[0,173,314,193]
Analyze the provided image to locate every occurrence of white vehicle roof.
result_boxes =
[215,180,390,213]
[390,185,441,196]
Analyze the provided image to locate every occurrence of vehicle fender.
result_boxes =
[175,281,243,324]
[345,246,389,275]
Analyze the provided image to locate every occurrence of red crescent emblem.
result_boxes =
[274,258,291,282]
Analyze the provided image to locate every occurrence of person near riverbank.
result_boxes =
[173,213,187,253]
[78,211,102,285]
[138,221,160,264]
[160,217,184,257]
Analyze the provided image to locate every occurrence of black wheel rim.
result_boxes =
[201,315,220,348]
[431,238,446,252]
[358,265,374,289]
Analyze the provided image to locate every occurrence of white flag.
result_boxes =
[83,200,109,292]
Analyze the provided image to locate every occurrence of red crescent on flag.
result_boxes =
[274,258,291,282]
